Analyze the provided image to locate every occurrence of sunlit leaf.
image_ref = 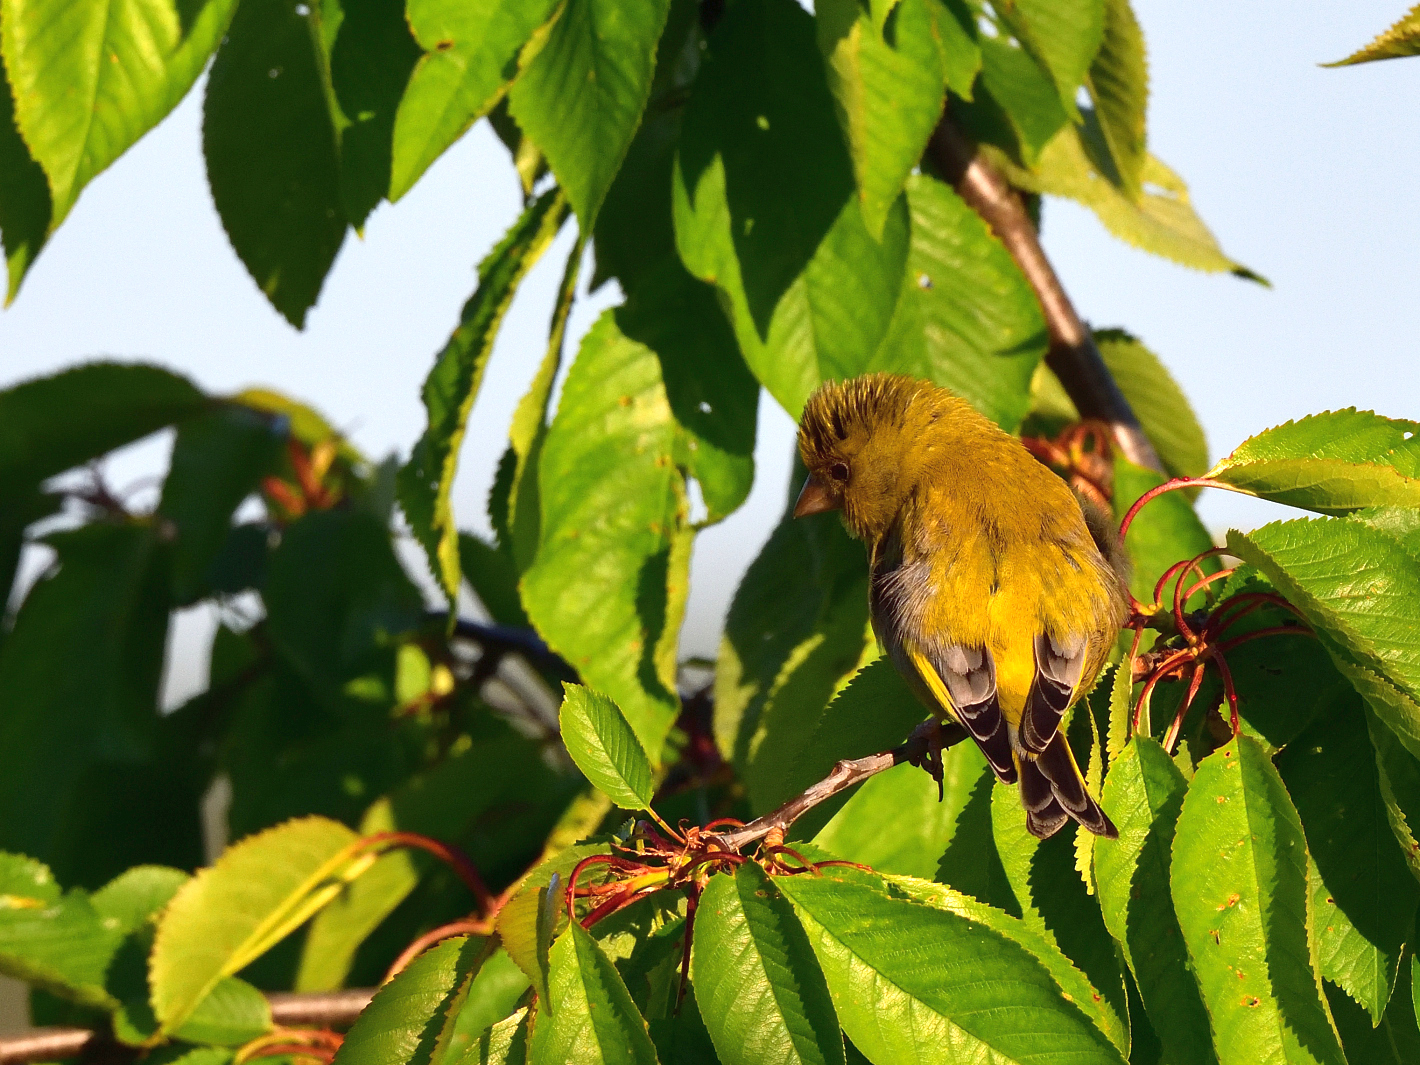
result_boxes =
[559,685,655,811]
[529,922,658,1065]
[1084,0,1147,198]
[1327,4,1420,66]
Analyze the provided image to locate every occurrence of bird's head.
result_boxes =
[795,373,944,541]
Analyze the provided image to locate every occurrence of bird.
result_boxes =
[794,373,1128,839]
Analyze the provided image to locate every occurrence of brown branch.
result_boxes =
[927,118,1164,474]
[0,991,375,1065]
[713,719,969,852]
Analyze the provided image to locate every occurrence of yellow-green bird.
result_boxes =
[795,373,1128,839]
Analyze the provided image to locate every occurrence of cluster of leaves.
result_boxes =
[3,2,1420,1065]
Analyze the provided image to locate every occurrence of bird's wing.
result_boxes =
[1019,631,1086,754]
[905,639,1017,784]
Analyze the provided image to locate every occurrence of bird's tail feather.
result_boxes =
[1019,732,1116,840]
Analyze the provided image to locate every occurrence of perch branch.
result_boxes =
[713,720,970,852]
[0,991,375,1065]
[927,118,1163,473]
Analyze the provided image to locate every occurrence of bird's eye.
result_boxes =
[829,462,850,482]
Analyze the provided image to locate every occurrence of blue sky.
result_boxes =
[1,0,1416,674]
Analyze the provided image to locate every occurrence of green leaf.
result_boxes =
[203,0,348,327]
[390,0,559,201]
[263,509,426,702]
[520,308,696,757]
[496,844,608,1005]
[1207,410,1420,514]
[0,16,49,302]
[990,778,1128,1039]
[1083,0,1147,199]
[1227,518,1420,749]
[1113,458,1218,608]
[1327,4,1420,66]
[441,950,531,1060]
[693,863,844,1065]
[935,759,1020,914]
[508,0,671,230]
[1366,707,1420,888]
[530,922,659,1065]
[867,173,1048,433]
[164,977,273,1047]
[559,685,656,810]
[1327,963,1420,1065]
[673,0,906,418]
[971,35,1069,165]
[455,1006,530,1065]
[814,742,988,881]
[776,865,1127,1065]
[1093,738,1217,1065]
[0,852,122,1009]
[817,0,969,239]
[334,935,486,1065]
[150,816,363,1035]
[1104,653,1133,766]
[398,188,567,606]
[158,404,284,604]
[459,533,530,627]
[992,130,1260,279]
[0,0,237,227]
[0,361,206,496]
[0,524,177,887]
[1277,694,1418,1021]
[715,477,872,813]
[1094,329,1208,478]
[316,0,422,231]
[1170,736,1346,1065]
[999,0,1106,121]
[880,869,1129,1055]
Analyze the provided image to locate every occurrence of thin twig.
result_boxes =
[712,720,969,852]
[0,991,374,1065]
[926,118,1163,473]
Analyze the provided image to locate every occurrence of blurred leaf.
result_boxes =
[559,685,656,809]
[777,864,1127,1064]
[1208,410,1420,514]
[1327,964,1420,1064]
[316,0,422,230]
[971,35,1069,165]
[520,309,698,757]
[1278,693,1418,1021]
[159,404,285,604]
[151,816,362,1035]
[508,0,671,229]
[0,0,237,226]
[264,509,426,703]
[0,361,206,496]
[459,532,529,627]
[815,742,988,881]
[817,0,970,239]
[233,387,365,465]
[0,483,57,626]
[993,130,1261,280]
[0,524,177,887]
[674,0,906,418]
[999,0,1106,121]
[0,20,49,302]
[693,863,844,1065]
[1327,4,1420,66]
[0,852,121,1009]
[1228,518,1420,759]
[530,922,659,1065]
[203,0,347,327]
[334,935,486,1065]
[1084,0,1147,198]
[1093,738,1216,1065]
[1171,736,1345,1065]
[867,173,1048,432]
[398,188,567,606]
[1113,458,1218,608]
[297,721,569,991]
[990,779,1128,1037]
[389,0,559,200]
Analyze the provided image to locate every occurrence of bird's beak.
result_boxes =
[793,474,839,518]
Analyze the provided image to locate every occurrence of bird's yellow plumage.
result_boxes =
[795,373,1128,838]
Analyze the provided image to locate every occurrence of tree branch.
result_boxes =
[0,991,375,1065]
[713,719,969,851]
[927,118,1164,473]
